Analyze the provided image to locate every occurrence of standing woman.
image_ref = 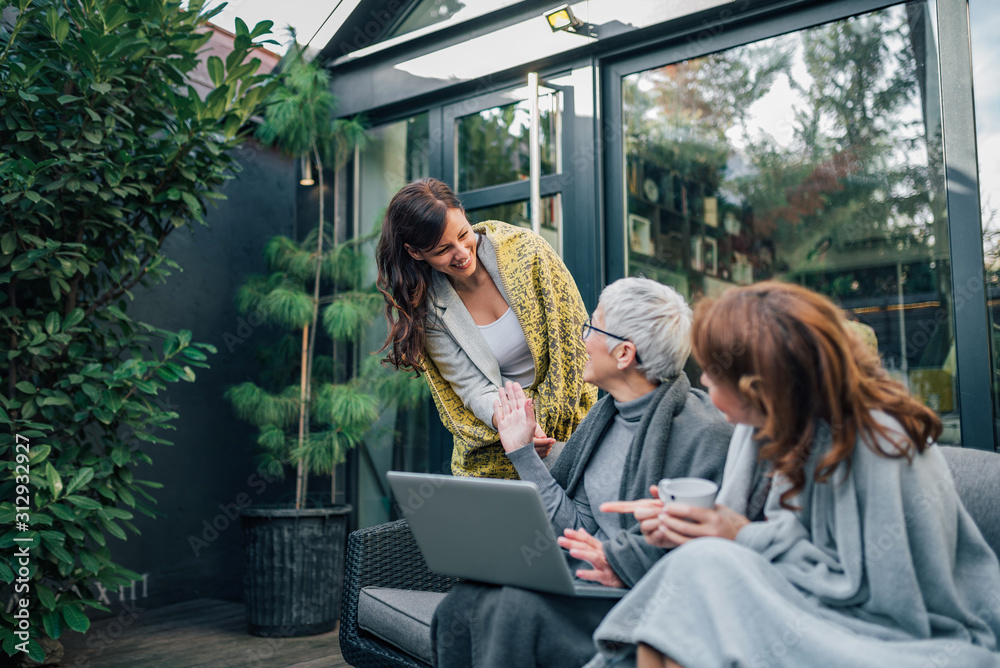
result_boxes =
[376,178,597,478]
[594,281,1000,668]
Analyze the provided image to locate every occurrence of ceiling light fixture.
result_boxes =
[299,156,315,186]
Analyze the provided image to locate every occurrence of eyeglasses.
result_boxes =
[582,320,642,365]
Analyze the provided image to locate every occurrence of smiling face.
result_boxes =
[699,372,766,427]
[405,207,477,279]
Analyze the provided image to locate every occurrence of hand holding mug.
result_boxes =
[600,490,674,548]
[601,481,750,548]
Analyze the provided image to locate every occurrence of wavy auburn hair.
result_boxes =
[692,281,941,509]
[376,178,464,374]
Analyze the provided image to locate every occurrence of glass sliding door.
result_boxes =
[617,2,961,441]
[444,79,570,254]
[467,195,562,250]
[971,0,1000,450]
[455,92,560,192]
[356,112,434,529]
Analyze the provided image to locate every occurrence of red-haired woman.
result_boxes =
[376,178,596,478]
[597,281,1000,668]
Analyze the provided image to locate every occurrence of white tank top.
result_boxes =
[477,307,535,388]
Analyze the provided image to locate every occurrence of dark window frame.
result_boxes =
[600,0,993,450]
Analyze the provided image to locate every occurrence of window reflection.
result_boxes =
[623,2,959,440]
[467,195,561,253]
[357,113,433,528]
[359,114,430,239]
[971,0,1000,448]
[456,93,559,191]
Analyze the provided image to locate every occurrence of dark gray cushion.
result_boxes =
[358,587,447,665]
[940,446,1000,559]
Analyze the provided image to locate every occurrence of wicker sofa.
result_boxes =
[339,446,1000,667]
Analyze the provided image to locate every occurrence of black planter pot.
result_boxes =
[240,505,352,637]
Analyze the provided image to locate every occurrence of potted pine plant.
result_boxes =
[225,227,383,636]
[223,39,372,637]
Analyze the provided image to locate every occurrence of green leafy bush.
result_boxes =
[0,0,277,660]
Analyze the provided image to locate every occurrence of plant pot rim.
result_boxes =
[241,504,352,518]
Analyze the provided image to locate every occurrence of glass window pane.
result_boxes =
[357,113,432,528]
[359,114,430,238]
[971,0,1000,450]
[467,195,561,254]
[456,93,559,191]
[623,2,959,441]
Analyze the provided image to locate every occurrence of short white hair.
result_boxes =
[598,277,692,382]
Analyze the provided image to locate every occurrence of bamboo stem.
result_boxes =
[308,148,325,503]
[295,323,309,509]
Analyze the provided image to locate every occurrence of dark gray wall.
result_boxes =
[101,140,301,613]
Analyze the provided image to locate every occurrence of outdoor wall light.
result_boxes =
[545,4,582,32]
[544,4,595,37]
[299,156,315,186]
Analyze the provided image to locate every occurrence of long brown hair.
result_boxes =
[376,178,464,373]
[692,281,941,508]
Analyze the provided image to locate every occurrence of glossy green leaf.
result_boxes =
[24,638,45,663]
[110,445,130,467]
[28,444,51,465]
[65,495,102,510]
[36,582,57,610]
[42,611,62,639]
[101,506,133,520]
[63,308,85,329]
[48,503,75,521]
[45,463,63,498]
[55,18,69,43]
[44,312,60,334]
[66,467,94,495]
[207,56,224,86]
[100,518,127,541]
[79,549,102,574]
[61,605,90,633]
[44,540,74,564]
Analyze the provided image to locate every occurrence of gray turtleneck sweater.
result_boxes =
[507,390,657,541]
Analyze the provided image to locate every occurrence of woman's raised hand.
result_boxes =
[494,381,539,454]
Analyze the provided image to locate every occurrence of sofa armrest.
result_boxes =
[340,519,461,667]
[940,446,1000,559]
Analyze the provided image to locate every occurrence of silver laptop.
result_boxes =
[386,471,626,599]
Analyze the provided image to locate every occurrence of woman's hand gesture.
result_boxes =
[600,493,675,548]
[557,528,625,588]
[601,486,750,548]
[494,381,540,454]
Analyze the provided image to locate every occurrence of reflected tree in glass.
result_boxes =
[622,3,958,436]
[457,95,557,191]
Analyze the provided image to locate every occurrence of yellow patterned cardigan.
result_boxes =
[422,221,598,479]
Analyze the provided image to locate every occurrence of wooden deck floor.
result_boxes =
[59,598,350,668]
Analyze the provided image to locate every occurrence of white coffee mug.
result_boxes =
[657,477,718,509]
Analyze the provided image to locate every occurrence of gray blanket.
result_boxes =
[589,414,1000,667]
